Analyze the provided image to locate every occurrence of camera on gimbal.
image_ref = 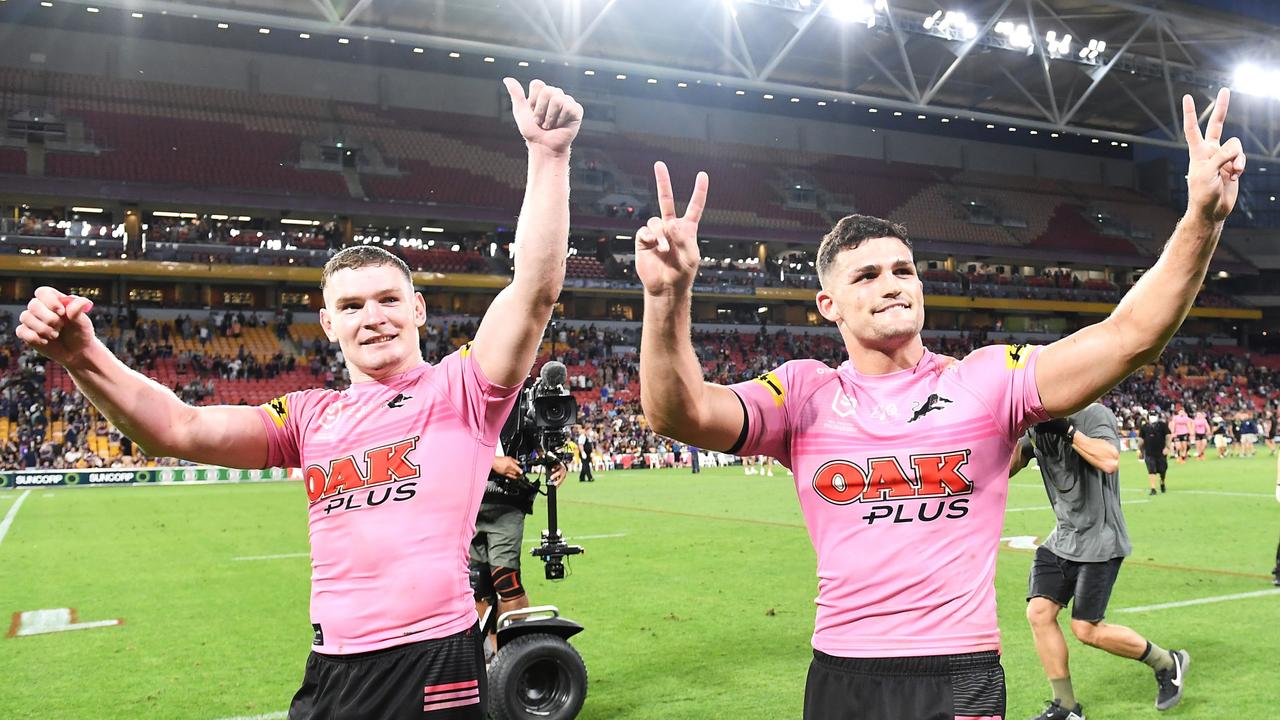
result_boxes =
[510,360,583,581]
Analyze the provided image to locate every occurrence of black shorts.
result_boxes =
[1143,453,1168,475]
[1174,434,1190,444]
[289,625,486,720]
[803,650,1006,720]
[1027,545,1123,622]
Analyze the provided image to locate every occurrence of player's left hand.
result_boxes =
[1184,88,1245,223]
[504,78,583,156]
[549,462,567,487]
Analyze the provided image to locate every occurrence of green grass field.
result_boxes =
[2,452,1277,719]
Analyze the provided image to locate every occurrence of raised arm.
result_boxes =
[17,287,268,468]
[1035,88,1246,416]
[636,162,745,451]
[472,78,583,387]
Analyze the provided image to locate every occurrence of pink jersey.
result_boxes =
[730,344,1049,658]
[1171,413,1192,435]
[257,344,520,654]
[1192,416,1209,435]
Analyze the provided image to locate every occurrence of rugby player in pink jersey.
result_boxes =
[1192,410,1210,460]
[634,88,1243,720]
[1170,406,1193,463]
[15,77,582,719]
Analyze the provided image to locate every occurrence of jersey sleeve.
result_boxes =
[255,389,315,469]
[431,342,524,444]
[1074,404,1120,450]
[954,344,1051,443]
[724,360,811,466]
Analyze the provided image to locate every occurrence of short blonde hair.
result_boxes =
[320,245,412,290]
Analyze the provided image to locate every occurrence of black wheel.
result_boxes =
[487,633,587,720]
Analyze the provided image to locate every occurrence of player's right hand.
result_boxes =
[492,456,524,480]
[635,161,708,298]
[15,286,95,366]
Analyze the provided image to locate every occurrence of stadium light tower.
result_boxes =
[1233,63,1280,100]
[828,0,886,28]
[922,10,978,40]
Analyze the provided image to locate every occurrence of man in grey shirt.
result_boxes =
[1011,404,1189,720]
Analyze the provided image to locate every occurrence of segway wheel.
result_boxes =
[487,633,587,720]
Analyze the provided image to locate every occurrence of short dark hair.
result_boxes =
[816,214,912,281]
[320,245,413,290]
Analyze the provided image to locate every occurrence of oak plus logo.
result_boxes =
[811,450,973,525]
[304,436,422,514]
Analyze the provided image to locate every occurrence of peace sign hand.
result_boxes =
[504,78,583,157]
[1184,88,1246,223]
[635,161,709,297]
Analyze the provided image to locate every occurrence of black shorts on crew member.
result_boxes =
[289,625,486,720]
[1027,545,1123,622]
[804,650,1006,720]
[1143,453,1168,476]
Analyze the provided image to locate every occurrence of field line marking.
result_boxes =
[1116,589,1280,613]
[1008,499,1149,513]
[565,498,1273,580]
[211,711,288,720]
[523,532,627,543]
[1178,490,1273,498]
[232,552,309,561]
[563,499,806,529]
[0,490,32,549]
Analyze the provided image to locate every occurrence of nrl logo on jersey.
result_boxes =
[830,388,857,418]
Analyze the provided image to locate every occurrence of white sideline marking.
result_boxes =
[211,712,288,720]
[232,552,309,561]
[1179,490,1273,499]
[1001,535,1040,550]
[0,490,31,548]
[11,608,121,637]
[1011,481,1148,496]
[523,532,627,543]
[231,534,629,561]
[1116,589,1280,613]
[1005,500,1150,514]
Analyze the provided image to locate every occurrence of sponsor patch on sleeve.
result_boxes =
[261,395,289,428]
[460,340,474,358]
[1004,343,1034,370]
[752,370,786,407]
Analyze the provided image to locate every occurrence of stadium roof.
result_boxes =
[27,0,1280,159]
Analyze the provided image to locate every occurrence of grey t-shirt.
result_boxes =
[1023,403,1132,562]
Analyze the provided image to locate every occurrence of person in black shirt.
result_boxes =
[578,431,595,482]
[1212,415,1234,459]
[1137,412,1171,495]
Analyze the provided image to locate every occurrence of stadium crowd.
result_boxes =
[3,214,1241,309]
[3,307,1276,471]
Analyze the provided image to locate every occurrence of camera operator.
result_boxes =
[470,385,568,653]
